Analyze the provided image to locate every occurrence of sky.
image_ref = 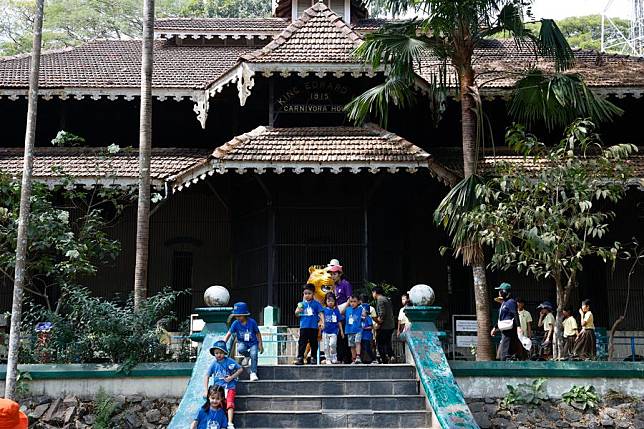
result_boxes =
[531,0,632,20]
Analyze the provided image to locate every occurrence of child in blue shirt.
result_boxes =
[343,295,363,364]
[322,292,344,364]
[204,341,243,429]
[360,298,376,364]
[192,385,228,429]
[223,302,263,381]
[295,284,325,365]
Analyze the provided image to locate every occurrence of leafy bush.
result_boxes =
[562,385,599,410]
[19,286,187,368]
[501,378,548,408]
[359,281,399,305]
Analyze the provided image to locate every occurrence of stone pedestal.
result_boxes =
[404,305,442,332]
[263,306,280,326]
[190,307,232,343]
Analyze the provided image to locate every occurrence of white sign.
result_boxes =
[456,320,478,332]
[456,335,478,348]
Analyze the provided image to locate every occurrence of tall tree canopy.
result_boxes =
[0,0,272,55]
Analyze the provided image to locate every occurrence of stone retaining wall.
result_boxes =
[466,396,644,429]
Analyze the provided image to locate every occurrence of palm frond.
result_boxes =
[480,2,525,39]
[345,77,415,127]
[434,175,486,265]
[509,69,623,130]
[537,19,575,71]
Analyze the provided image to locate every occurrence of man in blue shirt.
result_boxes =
[295,284,324,365]
[490,282,519,361]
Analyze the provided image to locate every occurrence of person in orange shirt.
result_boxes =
[0,398,28,429]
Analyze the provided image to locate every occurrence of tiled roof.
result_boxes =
[433,147,644,178]
[170,125,449,189]
[0,147,210,187]
[241,2,363,64]
[0,40,254,89]
[154,18,288,33]
[274,0,368,20]
[417,39,644,89]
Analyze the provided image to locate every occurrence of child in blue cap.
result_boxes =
[360,295,377,364]
[204,341,243,429]
[224,302,263,381]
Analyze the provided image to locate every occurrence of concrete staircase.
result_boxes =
[234,364,432,428]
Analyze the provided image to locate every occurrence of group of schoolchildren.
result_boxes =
[297,285,376,365]
[494,282,596,361]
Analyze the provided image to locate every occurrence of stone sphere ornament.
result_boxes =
[203,285,230,307]
[408,284,435,306]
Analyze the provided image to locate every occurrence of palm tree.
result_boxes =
[348,0,621,360]
[4,0,46,399]
[133,0,155,309]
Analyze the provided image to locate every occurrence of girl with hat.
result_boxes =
[0,399,28,429]
[224,302,263,381]
[537,301,555,359]
[204,341,243,429]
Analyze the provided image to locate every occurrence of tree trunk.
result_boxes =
[460,64,494,360]
[553,272,574,359]
[133,0,155,309]
[4,0,45,400]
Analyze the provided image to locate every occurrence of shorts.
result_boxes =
[224,388,236,410]
[347,333,362,347]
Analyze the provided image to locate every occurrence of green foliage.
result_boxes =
[51,130,86,147]
[467,119,636,288]
[348,0,587,127]
[0,162,134,309]
[501,378,548,408]
[359,281,398,305]
[562,385,599,410]
[15,369,32,398]
[557,15,630,52]
[0,0,270,55]
[509,69,623,131]
[93,387,117,429]
[20,286,187,366]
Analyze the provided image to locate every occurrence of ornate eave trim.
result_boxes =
[170,160,433,192]
[155,31,278,40]
[0,175,165,189]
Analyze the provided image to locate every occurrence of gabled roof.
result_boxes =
[241,2,362,64]
[169,125,455,190]
[0,147,210,188]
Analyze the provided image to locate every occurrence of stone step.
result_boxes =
[233,410,431,428]
[238,364,416,381]
[235,394,427,412]
[235,379,419,396]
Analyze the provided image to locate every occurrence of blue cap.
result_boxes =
[537,301,554,311]
[231,302,250,316]
[210,340,229,356]
[495,282,512,291]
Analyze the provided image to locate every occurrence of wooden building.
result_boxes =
[1,0,643,331]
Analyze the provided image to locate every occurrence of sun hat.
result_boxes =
[0,398,28,429]
[327,259,340,267]
[231,302,250,316]
[209,340,229,357]
[328,265,343,273]
[494,282,512,291]
[537,301,554,311]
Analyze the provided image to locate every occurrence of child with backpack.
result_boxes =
[204,340,243,429]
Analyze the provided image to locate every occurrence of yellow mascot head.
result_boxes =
[306,265,334,304]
